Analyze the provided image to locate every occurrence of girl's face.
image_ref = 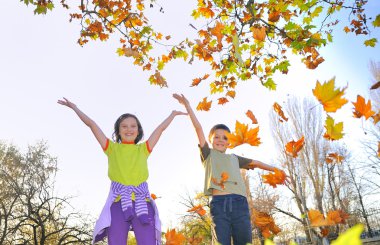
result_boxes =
[119,117,139,143]
[211,129,229,152]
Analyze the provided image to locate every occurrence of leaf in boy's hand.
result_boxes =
[262,168,286,188]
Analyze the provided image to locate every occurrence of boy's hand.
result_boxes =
[173,93,189,106]
[57,97,76,109]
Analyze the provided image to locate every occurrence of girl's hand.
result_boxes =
[173,93,189,106]
[171,110,188,116]
[57,97,76,109]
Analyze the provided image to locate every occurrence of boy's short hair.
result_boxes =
[208,124,231,142]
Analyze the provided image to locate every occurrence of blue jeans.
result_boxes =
[210,194,252,245]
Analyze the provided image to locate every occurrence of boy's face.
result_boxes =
[211,129,229,153]
[119,117,139,143]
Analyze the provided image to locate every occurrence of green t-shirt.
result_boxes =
[199,143,251,197]
[104,139,151,186]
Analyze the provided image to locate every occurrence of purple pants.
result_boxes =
[108,201,156,244]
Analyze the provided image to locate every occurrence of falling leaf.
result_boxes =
[372,112,380,124]
[218,97,229,105]
[308,209,330,227]
[331,224,363,245]
[196,97,212,111]
[312,77,348,113]
[273,102,288,122]
[187,204,207,216]
[165,229,186,245]
[262,168,287,188]
[252,208,281,238]
[352,95,375,120]
[370,81,380,90]
[226,121,261,148]
[246,110,258,124]
[343,26,351,33]
[211,172,229,190]
[326,153,344,164]
[324,116,344,141]
[191,74,210,86]
[364,38,377,47]
[285,136,305,157]
[151,193,157,200]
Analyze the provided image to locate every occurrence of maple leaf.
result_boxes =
[308,209,330,227]
[218,97,229,105]
[211,172,230,190]
[191,74,209,86]
[252,208,281,238]
[165,229,186,245]
[246,110,258,124]
[331,224,363,245]
[343,26,351,33]
[252,26,266,41]
[151,193,157,200]
[352,95,375,120]
[187,204,207,216]
[262,168,287,188]
[312,77,348,113]
[324,116,344,141]
[285,136,305,157]
[268,11,280,22]
[196,97,212,111]
[370,81,380,90]
[273,102,288,122]
[210,21,225,47]
[326,153,344,164]
[226,121,261,148]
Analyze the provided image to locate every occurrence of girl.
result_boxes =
[58,97,186,245]
[173,93,283,245]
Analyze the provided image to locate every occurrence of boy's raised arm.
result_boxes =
[148,110,187,150]
[173,93,206,147]
[58,97,108,150]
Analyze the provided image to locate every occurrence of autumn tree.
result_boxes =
[18,0,379,104]
[0,141,93,244]
[269,97,356,243]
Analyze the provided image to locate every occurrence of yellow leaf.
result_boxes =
[331,224,363,245]
[312,77,348,113]
[324,116,344,141]
[196,97,212,111]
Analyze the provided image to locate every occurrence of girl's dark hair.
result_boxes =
[112,113,144,144]
[208,124,230,141]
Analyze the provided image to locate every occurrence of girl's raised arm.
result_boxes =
[58,97,107,149]
[147,110,187,150]
[173,94,206,147]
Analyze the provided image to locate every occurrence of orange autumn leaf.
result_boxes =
[188,237,203,245]
[372,112,380,124]
[149,70,168,88]
[252,26,266,41]
[327,210,343,224]
[151,193,157,200]
[252,208,281,238]
[268,11,280,22]
[273,102,288,122]
[211,172,229,190]
[321,228,330,237]
[218,97,229,105]
[165,229,186,245]
[326,153,344,164]
[352,95,375,120]
[324,116,344,141]
[210,21,225,46]
[246,110,258,124]
[226,121,261,148]
[285,136,305,157]
[308,209,330,227]
[344,26,351,33]
[191,74,210,86]
[196,97,212,111]
[370,81,380,90]
[312,77,348,113]
[262,168,287,188]
[187,204,207,216]
[226,90,236,98]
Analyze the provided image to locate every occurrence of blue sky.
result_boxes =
[1,0,379,231]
